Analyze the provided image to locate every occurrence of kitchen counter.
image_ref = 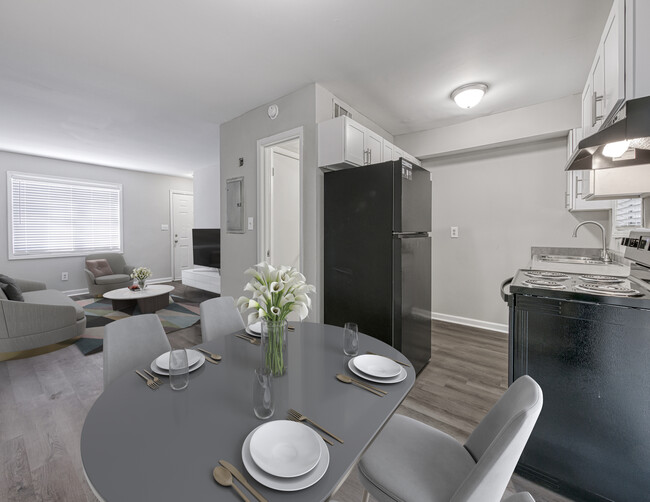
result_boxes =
[527,246,630,277]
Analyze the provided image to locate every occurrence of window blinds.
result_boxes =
[615,198,643,229]
[9,172,122,258]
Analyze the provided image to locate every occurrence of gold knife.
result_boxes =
[219,460,267,502]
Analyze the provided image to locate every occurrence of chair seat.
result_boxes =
[95,274,131,285]
[358,414,476,502]
[22,290,86,321]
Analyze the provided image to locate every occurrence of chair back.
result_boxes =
[85,253,127,275]
[451,375,543,502]
[103,314,171,388]
[200,296,245,343]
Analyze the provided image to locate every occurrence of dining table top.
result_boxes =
[81,322,416,501]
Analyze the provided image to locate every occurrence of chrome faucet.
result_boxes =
[572,221,611,263]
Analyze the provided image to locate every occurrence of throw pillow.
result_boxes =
[0,274,25,302]
[86,259,114,278]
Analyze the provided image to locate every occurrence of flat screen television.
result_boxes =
[192,228,220,269]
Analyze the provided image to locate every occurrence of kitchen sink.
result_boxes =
[539,254,605,265]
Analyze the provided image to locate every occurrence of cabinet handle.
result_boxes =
[575,176,582,197]
[592,91,604,127]
[363,148,371,165]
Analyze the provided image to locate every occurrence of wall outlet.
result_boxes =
[450,226,459,238]
[61,272,69,281]
[248,217,254,231]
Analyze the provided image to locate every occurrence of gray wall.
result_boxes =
[220,84,322,319]
[425,137,609,327]
[0,150,193,292]
[193,164,220,228]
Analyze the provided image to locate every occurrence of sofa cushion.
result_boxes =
[95,274,131,285]
[22,290,85,321]
[0,274,24,301]
[86,259,114,278]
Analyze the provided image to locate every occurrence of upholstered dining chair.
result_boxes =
[103,314,171,388]
[503,493,535,502]
[357,375,543,502]
[199,296,245,343]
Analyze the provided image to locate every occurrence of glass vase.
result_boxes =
[138,279,146,290]
[261,318,288,377]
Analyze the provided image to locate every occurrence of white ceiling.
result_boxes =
[0,0,612,177]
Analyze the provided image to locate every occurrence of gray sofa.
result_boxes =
[84,253,134,296]
[0,278,86,352]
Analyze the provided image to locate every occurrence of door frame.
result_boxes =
[256,127,303,270]
[169,190,194,281]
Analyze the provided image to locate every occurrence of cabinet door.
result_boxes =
[572,171,612,211]
[365,130,383,165]
[602,0,625,121]
[592,50,605,131]
[344,120,366,166]
[383,141,394,163]
[392,147,404,161]
[581,80,593,137]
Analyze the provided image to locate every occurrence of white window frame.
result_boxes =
[611,198,644,239]
[7,171,123,260]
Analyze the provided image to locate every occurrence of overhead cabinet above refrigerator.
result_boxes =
[318,116,421,170]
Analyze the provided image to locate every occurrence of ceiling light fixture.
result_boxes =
[451,83,488,109]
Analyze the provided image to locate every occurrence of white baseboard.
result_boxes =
[431,312,508,334]
[148,277,173,285]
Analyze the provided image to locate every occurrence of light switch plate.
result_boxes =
[248,217,254,231]
[161,224,169,231]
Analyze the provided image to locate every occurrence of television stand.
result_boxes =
[181,267,221,294]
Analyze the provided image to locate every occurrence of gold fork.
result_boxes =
[286,415,334,445]
[143,369,164,387]
[135,370,158,390]
[288,408,344,444]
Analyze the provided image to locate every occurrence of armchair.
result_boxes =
[84,253,134,296]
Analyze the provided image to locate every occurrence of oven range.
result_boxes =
[500,231,650,502]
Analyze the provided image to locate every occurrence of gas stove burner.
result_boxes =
[579,274,624,284]
[525,270,570,280]
[523,279,567,289]
[575,283,641,297]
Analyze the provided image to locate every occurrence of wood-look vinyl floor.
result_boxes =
[0,286,573,501]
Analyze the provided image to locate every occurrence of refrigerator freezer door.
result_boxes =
[393,234,431,373]
[394,160,432,233]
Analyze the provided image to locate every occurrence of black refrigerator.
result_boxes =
[324,159,432,374]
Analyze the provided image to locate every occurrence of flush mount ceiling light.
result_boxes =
[451,83,488,109]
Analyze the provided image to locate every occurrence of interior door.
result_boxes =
[270,149,300,269]
[172,192,194,280]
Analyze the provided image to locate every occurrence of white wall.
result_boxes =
[0,150,193,293]
[193,164,220,228]
[425,138,609,328]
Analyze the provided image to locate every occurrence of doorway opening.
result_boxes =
[257,128,303,271]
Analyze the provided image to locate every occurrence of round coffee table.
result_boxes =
[103,284,174,314]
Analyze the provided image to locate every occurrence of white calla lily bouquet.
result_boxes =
[237,262,315,376]
[237,262,315,325]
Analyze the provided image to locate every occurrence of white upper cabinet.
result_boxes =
[581,0,625,135]
[318,116,421,169]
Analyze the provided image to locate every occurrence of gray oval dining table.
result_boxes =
[81,322,416,501]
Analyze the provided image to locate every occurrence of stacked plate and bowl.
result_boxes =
[347,354,407,384]
[149,349,206,375]
[242,420,330,491]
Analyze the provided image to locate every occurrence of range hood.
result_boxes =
[566,95,650,171]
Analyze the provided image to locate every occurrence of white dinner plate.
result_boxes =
[348,359,407,384]
[249,420,321,478]
[351,354,401,378]
[245,321,262,338]
[242,424,330,491]
[155,349,202,370]
[150,353,205,376]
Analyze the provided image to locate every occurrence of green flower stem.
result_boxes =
[264,320,286,376]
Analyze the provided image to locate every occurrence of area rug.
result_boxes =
[74,295,201,355]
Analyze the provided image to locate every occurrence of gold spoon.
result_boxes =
[213,466,250,502]
[196,347,222,361]
[336,374,385,397]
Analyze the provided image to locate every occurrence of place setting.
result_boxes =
[336,322,409,396]
[134,347,221,391]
